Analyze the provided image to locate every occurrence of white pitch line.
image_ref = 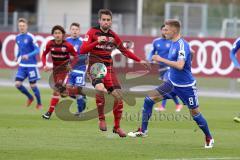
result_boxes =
[1,79,240,98]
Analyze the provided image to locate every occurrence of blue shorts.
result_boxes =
[15,66,40,82]
[156,81,199,109]
[159,70,169,81]
[68,70,86,86]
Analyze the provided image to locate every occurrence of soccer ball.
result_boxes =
[90,63,107,79]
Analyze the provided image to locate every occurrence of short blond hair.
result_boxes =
[18,18,28,24]
[164,19,181,33]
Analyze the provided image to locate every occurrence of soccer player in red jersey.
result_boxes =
[80,9,149,137]
[41,25,78,119]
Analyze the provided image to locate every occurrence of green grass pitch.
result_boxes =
[0,86,239,160]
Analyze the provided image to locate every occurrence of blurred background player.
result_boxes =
[14,18,42,109]
[230,37,240,123]
[80,9,149,137]
[147,24,182,112]
[41,25,77,119]
[128,19,214,149]
[66,22,87,115]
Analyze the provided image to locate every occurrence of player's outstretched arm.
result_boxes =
[113,33,141,62]
[152,55,185,70]
[113,33,151,69]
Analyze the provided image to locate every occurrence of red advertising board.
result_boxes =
[0,32,239,78]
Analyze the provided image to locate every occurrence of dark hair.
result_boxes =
[98,9,112,19]
[164,19,181,33]
[18,18,28,24]
[51,25,66,34]
[70,22,80,28]
[160,24,165,29]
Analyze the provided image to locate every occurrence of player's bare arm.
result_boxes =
[152,54,185,70]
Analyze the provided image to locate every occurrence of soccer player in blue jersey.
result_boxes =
[14,18,42,109]
[147,25,182,112]
[230,37,240,123]
[128,19,214,148]
[66,22,87,115]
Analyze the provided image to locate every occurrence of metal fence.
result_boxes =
[1,2,240,37]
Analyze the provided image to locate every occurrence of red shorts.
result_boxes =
[90,66,121,93]
[51,66,69,92]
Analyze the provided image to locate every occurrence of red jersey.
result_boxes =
[80,26,141,67]
[42,40,77,68]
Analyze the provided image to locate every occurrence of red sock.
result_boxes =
[96,93,105,121]
[48,93,60,113]
[113,100,123,129]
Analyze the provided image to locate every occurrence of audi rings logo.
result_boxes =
[1,34,235,76]
[189,40,234,75]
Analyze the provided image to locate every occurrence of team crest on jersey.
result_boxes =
[61,47,66,52]
[24,39,28,44]
[166,43,171,48]
[83,35,89,41]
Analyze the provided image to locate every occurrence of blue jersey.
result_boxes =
[147,37,172,68]
[66,37,87,71]
[168,38,195,87]
[230,37,240,68]
[16,32,39,67]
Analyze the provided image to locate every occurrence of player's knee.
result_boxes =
[53,91,60,96]
[30,83,36,88]
[95,83,106,93]
[15,81,22,88]
[112,89,123,101]
[190,107,200,116]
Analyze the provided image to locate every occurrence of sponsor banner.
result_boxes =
[0,32,239,77]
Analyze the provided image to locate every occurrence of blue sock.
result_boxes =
[161,99,167,108]
[77,96,86,112]
[172,96,180,105]
[17,85,33,100]
[141,96,155,133]
[31,86,41,105]
[193,113,212,138]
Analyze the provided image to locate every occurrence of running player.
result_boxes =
[80,9,149,137]
[66,22,87,115]
[128,19,214,149]
[147,24,182,112]
[14,18,42,109]
[42,25,77,119]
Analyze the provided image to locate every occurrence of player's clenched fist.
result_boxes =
[43,66,52,72]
